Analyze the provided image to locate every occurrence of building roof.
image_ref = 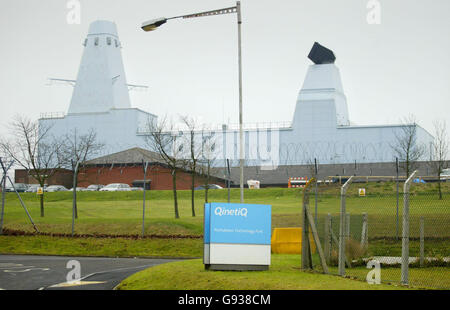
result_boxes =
[85,147,164,165]
[84,147,227,182]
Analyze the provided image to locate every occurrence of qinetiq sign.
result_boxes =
[204,203,271,271]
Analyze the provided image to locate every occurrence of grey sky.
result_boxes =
[0,0,449,137]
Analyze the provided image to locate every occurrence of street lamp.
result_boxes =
[142,1,245,203]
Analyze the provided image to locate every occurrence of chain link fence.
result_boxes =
[300,177,449,289]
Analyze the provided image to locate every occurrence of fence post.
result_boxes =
[324,213,332,264]
[227,159,231,203]
[346,213,351,241]
[5,176,39,233]
[0,174,5,235]
[401,170,417,286]
[304,198,329,274]
[0,158,14,235]
[314,158,318,226]
[420,217,424,267]
[301,180,313,270]
[396,157,400,240]
[71,161,80,237]
[339,176,353,276]
[361,212,368,250]
[142,161,149,238]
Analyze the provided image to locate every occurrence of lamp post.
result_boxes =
[142,1,245,202]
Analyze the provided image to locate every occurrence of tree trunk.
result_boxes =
[191,171,196,217]
[205,162,210,203]
[172,169,179,219]
[406,153,410,178]
[40,192,44,217]
[438,178,442,200]
[74,171,78,219]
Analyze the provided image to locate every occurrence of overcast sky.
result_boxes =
[0,0,449,138]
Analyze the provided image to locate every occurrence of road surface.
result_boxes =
[0,255,178,290]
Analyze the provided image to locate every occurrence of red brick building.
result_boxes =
[78,147,226,190]
[14,148,227,190]
[14,168,73,189]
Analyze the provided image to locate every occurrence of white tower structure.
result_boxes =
[68,20,131,114]
[294,64,350,127]
[41,20,156,155]
[214,42,433,166]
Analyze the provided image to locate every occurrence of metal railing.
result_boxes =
[39,112,66,120]
[136,121,292,135]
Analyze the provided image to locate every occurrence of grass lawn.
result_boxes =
[2,183,448,238]
[116,254,409,290]
[0,235,203,258]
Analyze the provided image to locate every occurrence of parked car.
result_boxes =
[4,185,14,192]
[46,185,69,192]
[100,183,131,192]
[15,183,29,192]
[25,184,46,193]
[194,184,223,190]
[5,183,29,192]
[130,187,144,191]
[85,184,104,191]
[69,187,86,191]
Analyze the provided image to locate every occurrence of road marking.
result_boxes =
[49,281,107,288]
[0,263,24,268]
[44,264,155,290]
[1,263,50,274]
[3,267,50,273]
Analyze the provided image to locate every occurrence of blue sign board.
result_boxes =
[204,203,271,245]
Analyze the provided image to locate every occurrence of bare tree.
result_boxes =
[0,115,64,217]
[142,116,186,219]
[180,116,202,217]
[430,120,449,200]
[199,129,218,204]
[391,115,426,177]
[61,128,104,218]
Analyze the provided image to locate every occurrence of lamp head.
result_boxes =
[141,18,167,32]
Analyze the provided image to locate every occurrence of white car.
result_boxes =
[440,168,450,181]
[100,183,131,192]
[25,184,43,193]
[85,184,104,191]
[46,185,69,192]
[130,187,144,191]
[69,187,86,192]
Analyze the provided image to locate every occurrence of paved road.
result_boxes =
[0,255,178,290]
